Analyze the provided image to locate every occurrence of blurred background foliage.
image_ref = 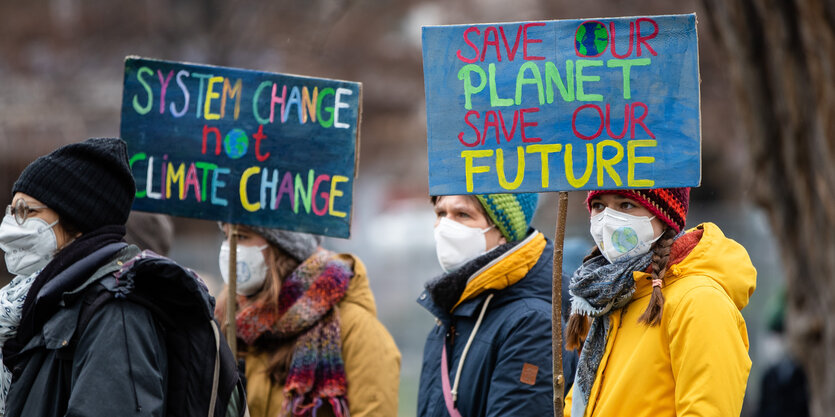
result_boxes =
[0,0,806,415]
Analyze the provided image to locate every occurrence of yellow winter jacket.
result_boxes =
[565,222,756,417]
[244,254,401,417]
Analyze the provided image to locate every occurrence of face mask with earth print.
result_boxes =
[589,207,660,263]
[219,241,269,296]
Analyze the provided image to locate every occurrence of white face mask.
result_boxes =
[590,207,660,263]
[0,213,59,276]
[219,241,269,296]
[433,217,494,273]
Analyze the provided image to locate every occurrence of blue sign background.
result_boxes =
[422,14,700,195]
[120,57,360,238]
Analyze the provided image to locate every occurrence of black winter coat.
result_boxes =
[4,244,242,417]
[4,245,166,416]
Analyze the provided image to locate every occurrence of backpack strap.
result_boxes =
[209,319,221,415]
[209,319,250,417]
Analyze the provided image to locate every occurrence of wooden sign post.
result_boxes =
[120,56,362,356]
[551,191,568,413]
[422,14,701,415]
[226,224,238,352]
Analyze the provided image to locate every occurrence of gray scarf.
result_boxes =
[568,251,652,417]
[0,272,37,414]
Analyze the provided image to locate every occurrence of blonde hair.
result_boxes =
[214,237,301,381]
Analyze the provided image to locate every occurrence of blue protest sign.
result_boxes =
[120,57,360,238]
[422,14,700,195]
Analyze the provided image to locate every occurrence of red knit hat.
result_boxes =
[585,188,690,233]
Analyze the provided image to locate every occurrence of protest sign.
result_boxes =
[423,14,700,195]
[120,57,361,238]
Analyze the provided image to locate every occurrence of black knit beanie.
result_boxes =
[12,138,136,233]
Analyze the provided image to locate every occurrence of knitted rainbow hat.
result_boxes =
[585,188,690,233]
[475,193,539,242]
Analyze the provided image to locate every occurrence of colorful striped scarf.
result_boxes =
[236,249,353,417]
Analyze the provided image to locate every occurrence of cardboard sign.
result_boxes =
[120,57,361,238]
[422,14,700,195]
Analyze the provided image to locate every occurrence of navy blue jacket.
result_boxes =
[417,235,558,417]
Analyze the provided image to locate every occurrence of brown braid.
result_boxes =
[564,245,601,351]
[582,245,601,263]
[637,228,676,326]
[565,314,590,351]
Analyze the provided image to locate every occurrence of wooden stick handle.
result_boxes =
[226,224,238,358]
[552,192,568,417]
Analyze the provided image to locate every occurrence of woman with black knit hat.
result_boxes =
[563,188,757,417]
[0,138,242,416]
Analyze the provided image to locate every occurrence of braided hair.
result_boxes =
[637,227,676,326]
[565,247,600,351]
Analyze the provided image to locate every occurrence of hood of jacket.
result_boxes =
[633,222,756,311]
[454,231,547,309]
[108,249,217,323]
[334,253,378,317]
[461,231,551,312]
[39,245,218,336]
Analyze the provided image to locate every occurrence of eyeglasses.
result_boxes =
[5,199,48,225]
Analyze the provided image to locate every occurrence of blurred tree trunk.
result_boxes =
[702,0,835,415]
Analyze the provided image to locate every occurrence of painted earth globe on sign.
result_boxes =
[611,226,639,253]
[575,21,609,57]
[224,128,249,159]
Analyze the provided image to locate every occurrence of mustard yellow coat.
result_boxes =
[565,223,756,417]
[245,254,401,417]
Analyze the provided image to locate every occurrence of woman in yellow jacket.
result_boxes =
[564,188,756,417]
[215,225,401,417]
